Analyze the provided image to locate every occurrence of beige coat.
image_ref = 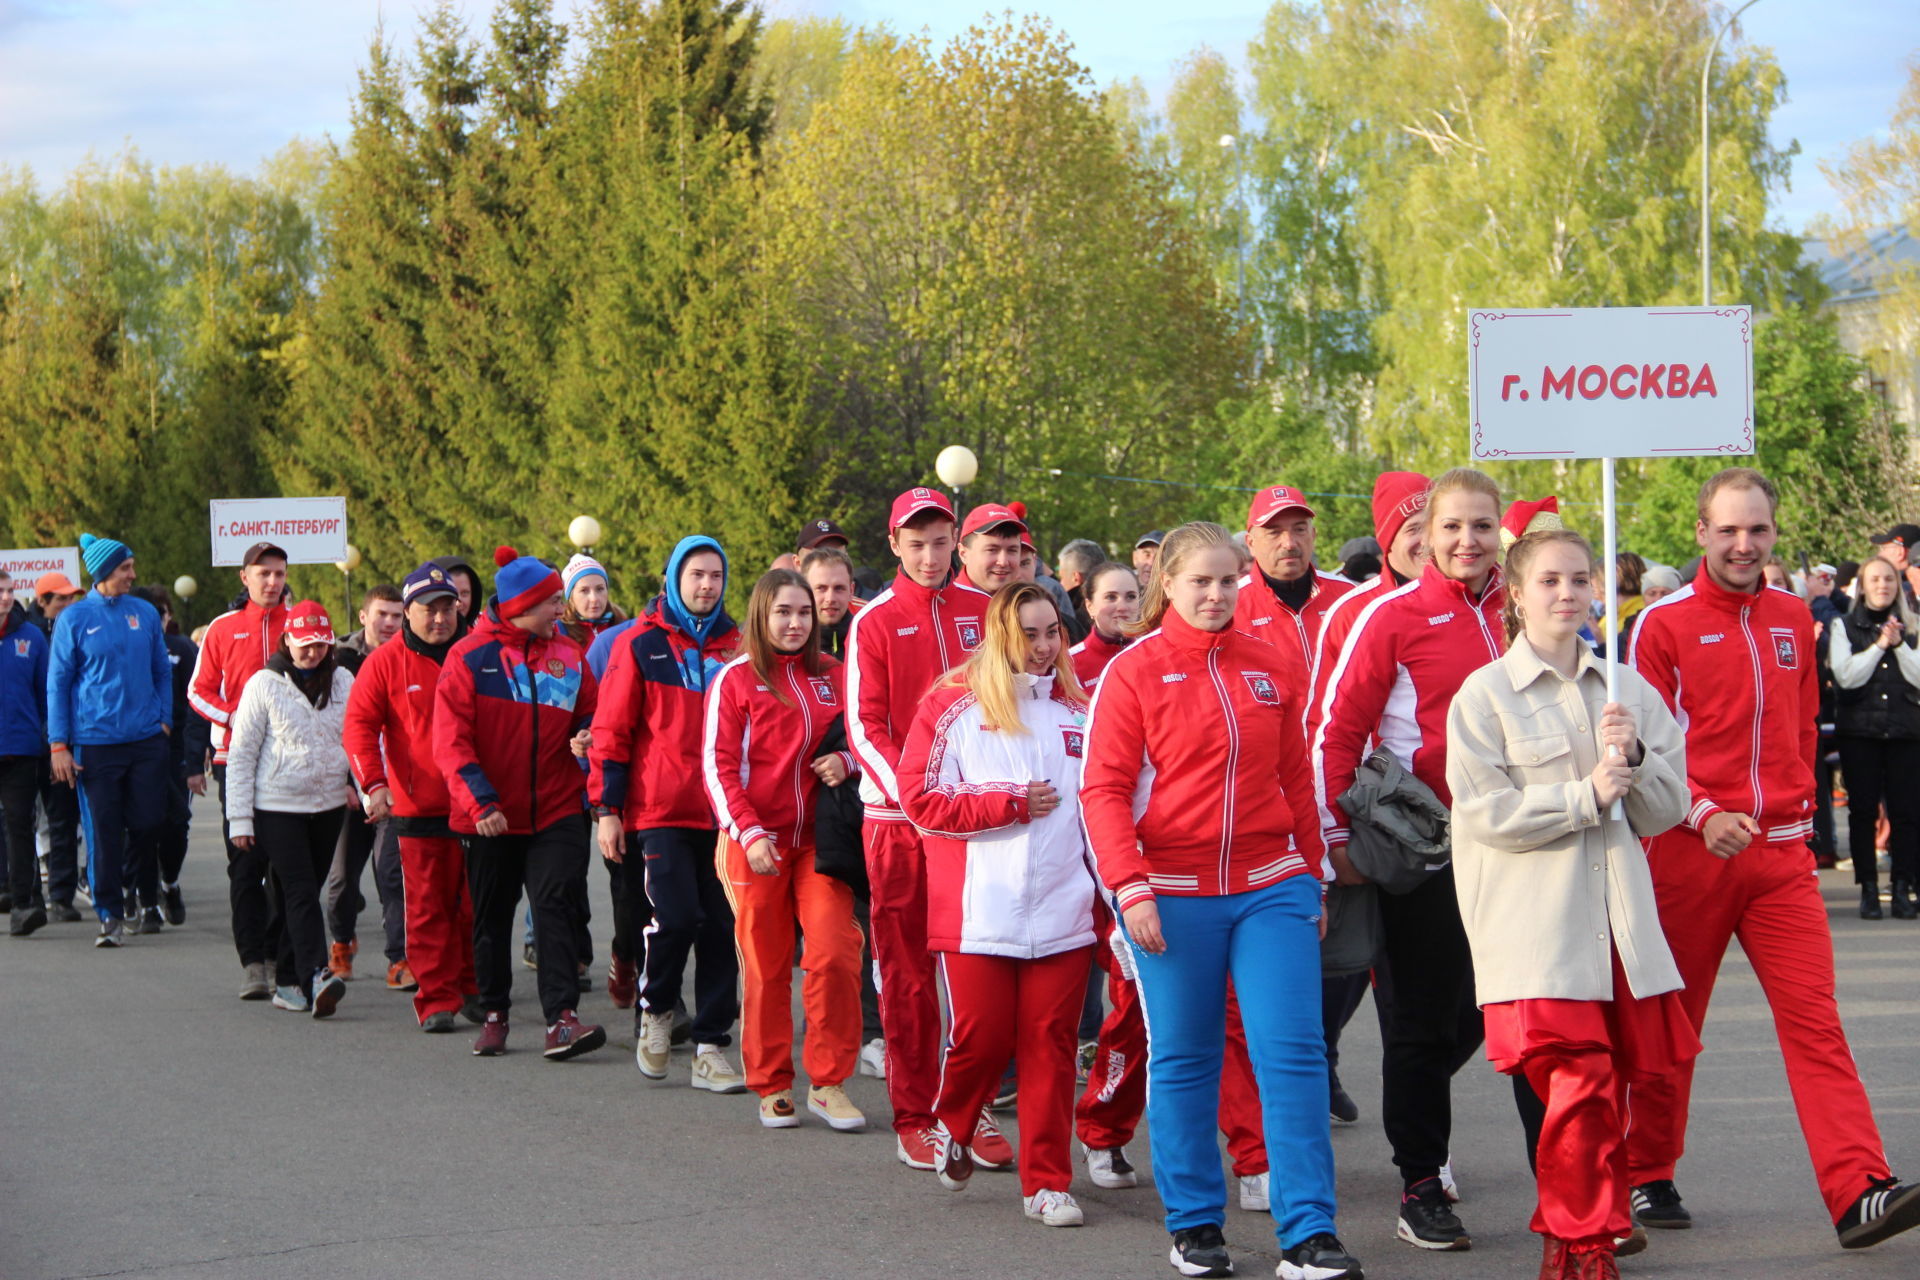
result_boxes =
[1445,636,1689,1005]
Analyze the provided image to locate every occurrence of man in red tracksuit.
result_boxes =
[188,540,291,998]
[434,548,604,1062]
[344,563,477,1033]
[953,503,1025,596]
[1626,468,1920,1249]
[846,487,995,1169]
[1235,483,1354,685]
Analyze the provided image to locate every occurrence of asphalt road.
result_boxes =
[4,814,1919,1280]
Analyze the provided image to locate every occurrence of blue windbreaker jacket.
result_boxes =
[47,590,172,746]
[0,603,49,756]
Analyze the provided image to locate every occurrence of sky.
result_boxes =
[0,0,1910,233]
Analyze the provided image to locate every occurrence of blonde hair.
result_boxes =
[942,582,1084,733]
[1428,467,1502,515]
[1502,529,1596,642]
[1132,521,1235,636]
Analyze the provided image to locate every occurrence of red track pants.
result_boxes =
[719,837,862,1095]
[937,947,1092,1196]
[397,834,475,1023]
[1626,831,1890,1220]
[1074,923,1266,1173]
[864,821,942,1136]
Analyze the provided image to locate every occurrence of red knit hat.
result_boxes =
[1500,496,1565,550]
[1372,472,1431,550]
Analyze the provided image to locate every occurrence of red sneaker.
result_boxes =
[607,954,638,1009]
[472,1013,509,1057]
[543,1009,607,1061]
[971,1106,1015,1170]
[895,1125,941,1170]
[329,941,354,981]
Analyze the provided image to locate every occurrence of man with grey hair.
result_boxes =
[1056,539,1105,639]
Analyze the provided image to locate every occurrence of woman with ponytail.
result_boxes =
[1081,522,1360,1280]
[1446,528,1692,1279]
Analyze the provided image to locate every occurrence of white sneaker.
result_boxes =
[1024,1189,1084,1227]
[807,1084,867,1131]
[635,1011,672,1079]
[1239,1171,1270,1211]
[1440,1155,1461,1203]
[691,1043,747,1094]
[1083,1142,1138,1189]
[858,1038,887,1079]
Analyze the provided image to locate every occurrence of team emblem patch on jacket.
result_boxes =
[1770,629,1799,670]
[1061,727,1084,758]
[810,677,837,705]
[1242,671,1280,705]
[127,614,140,629]
[13,638,29,657]
[957,620,982,649]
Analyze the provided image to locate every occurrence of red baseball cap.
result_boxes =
[1247,484,1316,530]
[888,487,956,531]
[283,600,336,647]
[960,502,1029,540]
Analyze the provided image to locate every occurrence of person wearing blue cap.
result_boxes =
[47,534,172,946]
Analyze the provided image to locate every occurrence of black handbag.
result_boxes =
[811,714,868,893]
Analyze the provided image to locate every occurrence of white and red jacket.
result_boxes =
[701,652,856,851]
[1311,563,1506,845]
[1069,629,1131,693]
[189,598,290,765]
[898,673,1098,957]
[1304,572,1403,756]
[1081,608,1327,912]
[844,572,987,822]
[1234,568,1353,698]
[1628,568,1819,843]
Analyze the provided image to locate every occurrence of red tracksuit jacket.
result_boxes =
[1070,629,1131,693]
[1081,608,1327,912]
[1311,563,1506,844]
[342,633,453,820]
[189,598,290,765]
[700,652,853,850]
[588,601,741,832]
[432,609,597,835]
[1628,568,1819,842]
[1233,569,1354,698]
[844,572,988,821]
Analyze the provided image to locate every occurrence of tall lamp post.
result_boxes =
[334,544,361,622]
[935,444,978,510]
[173,575,198,632]
[1700,0,1764,305]
[568,515,602,555]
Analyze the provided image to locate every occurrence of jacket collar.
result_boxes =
[1081,627,1130,656]
[477,606,535,654]
[1159,606,1233,654]
[1012,670,1056,700]
[1689,562,1766,612]
[1419,561,1502,609]
[1503,632,1604,693]
[889,569,956,608]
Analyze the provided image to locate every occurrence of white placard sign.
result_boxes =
[209,497,348,566]
[0,546,81,584]
[1468,306,1753,460]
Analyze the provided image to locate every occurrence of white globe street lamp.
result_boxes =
[568,515,603,551]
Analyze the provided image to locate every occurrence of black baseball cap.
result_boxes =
[798,518,849,551]
[1135,530,1166,550]
[242,541,289,567]
[1870,524,1920,549]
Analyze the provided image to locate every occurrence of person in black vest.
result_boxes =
[1827,556,1920,919]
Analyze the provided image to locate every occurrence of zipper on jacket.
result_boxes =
[785,664,809,848]
[526,639,540,831]
[1739,603,1765,821]
[1205,647,1240,894]
[931,595,951,668]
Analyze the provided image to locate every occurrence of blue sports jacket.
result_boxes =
[47,589,172,746]
[1,603,49,756]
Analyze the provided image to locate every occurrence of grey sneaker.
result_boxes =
[421,1010,459,1033]
[93,918,126,948]
[311,970,347,1019]
[239,962,271,1000]
[636,1011,673,1079]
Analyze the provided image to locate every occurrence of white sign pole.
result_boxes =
[1602,456,1624,820]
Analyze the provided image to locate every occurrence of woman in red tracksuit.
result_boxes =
[898,581,1098,1229]
[1310,466,1505,1252]
[1068,562,1138,693]
[703,569,866,1133]
[1082,520,1357,1280]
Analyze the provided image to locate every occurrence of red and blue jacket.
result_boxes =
[432,605,597,835]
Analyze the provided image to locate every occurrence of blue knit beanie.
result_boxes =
[492,546,563,620]
[78,533,132,582]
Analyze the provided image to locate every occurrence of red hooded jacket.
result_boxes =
[1628,567,1819,843]
[343,631,454,821]
[844,572,988,821]
[189,598,290,765]
[432,608,597,835]
[589,599,742,832]
[1081,608,1327,912]
[1310,563,1506,845]
[701,652,854,850]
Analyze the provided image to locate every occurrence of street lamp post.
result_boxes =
[173,575,198,631]
[1699,0,1764,306]
[568,515,603,555]
[333,544,361,623]
[935,444,979,510]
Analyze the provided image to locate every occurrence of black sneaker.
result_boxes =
[1837,1176,1920,1249]
[460,995,486,1025]
[1861,885,1884,920]
[137,905,164,935]
[421,1010,459,1033]
[161,883,185,926]
[50,900,81,923]
[10,905,48,937]
[1168,1224,1232,1277]
[1630,1179,1692,1229]
[1279,1233,1363,1280]
[1397,1178,1470,1251]
[1329,1071,1360,1125]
